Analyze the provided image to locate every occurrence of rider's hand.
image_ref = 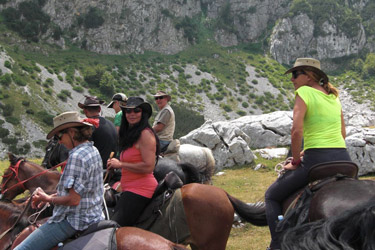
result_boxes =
[283,162,299,170]
[107,158,121,169]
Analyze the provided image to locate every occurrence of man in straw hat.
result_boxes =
[107,93,128,133]
[152,91,175,152]
[264,58,352,250]
[78,95,118,170]
[15,111,104,250]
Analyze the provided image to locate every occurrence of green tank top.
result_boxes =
[295,86,346,150]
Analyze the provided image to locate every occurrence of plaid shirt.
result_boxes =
[48,141,104,230]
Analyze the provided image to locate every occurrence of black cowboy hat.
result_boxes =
[78,95,105,109]
[120,97,152,118]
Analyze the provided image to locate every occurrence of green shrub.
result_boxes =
[2,136,18,145]
[22,100,30,106]
[0,73,12,86]
[4,60,11,69]
[78,7,105,29]
[5,116,19,125]
[0,127,9,138]
[33,139,47,149]
[73,86,84,93]
[36,111,54,126]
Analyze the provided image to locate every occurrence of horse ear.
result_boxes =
[8,152,15,161]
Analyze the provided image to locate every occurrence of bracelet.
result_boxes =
[291,158,301,166]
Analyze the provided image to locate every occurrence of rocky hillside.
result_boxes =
[1,0,375,160]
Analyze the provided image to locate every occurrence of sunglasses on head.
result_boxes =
[124,107,142,114]
[154,96,164,100]
[292,70,306,79]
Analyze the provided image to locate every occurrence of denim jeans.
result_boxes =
[14,219,77,250]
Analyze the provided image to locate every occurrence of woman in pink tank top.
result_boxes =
[107,97,160,227]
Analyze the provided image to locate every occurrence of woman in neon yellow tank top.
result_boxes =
[265,58,352,250]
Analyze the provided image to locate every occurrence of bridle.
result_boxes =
[0,159,65,199]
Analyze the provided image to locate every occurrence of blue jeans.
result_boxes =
[159,140,171,153]
[14,219,77,250]
[265,148,351,249]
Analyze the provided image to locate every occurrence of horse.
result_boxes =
[0,154,60,201]
[281,198,375,250]
[41,137,69,169]
[0,201,30,250]
[0,202,188,250]
[1,154,267,250]
[154,157,212,184]
[270,161,375,249]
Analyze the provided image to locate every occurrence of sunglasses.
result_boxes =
[55,129,67,140]
[154,96,164,100]
[292,71,306,79]
[124,107,142,114]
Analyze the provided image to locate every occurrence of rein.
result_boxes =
[1,160,66,196]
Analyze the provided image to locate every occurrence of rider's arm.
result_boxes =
[50,188,81,206]
[291,95,306,163]
[341,110,346,139]
[152,122,165,133]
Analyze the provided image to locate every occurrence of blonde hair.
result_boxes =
[305,70,339,97]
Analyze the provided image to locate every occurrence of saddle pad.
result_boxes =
[62,228,116,250]
[136,189,190,243]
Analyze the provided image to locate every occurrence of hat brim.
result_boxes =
[47,122,92,139]
[107,101,115,108]
[284,66,329,84]
[121,102,152,118]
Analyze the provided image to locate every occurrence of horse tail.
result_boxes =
[226,193,267,226]
[200,148,215,184]
[281,199,375,250]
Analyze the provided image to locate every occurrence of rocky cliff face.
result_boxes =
[3,0,373,64]
[269,14,367,65]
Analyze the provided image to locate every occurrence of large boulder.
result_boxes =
[180,111,375,176]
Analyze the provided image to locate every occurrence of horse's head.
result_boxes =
[41,138,69,169]
[0,153,27,201]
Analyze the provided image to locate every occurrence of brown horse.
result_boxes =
[0,202,188,250]
[0,154,60,201]
[1,153,267,250]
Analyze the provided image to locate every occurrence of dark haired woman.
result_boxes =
[265,58,352,250]
[15,111,103,250]
[107,97,160,226]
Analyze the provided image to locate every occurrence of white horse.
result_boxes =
[163,141,215,183]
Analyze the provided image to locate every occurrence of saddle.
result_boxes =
[12,220,119,250]
[277,161,359,232]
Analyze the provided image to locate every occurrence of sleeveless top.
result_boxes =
[295,86,346,150]
[120,137,157,198]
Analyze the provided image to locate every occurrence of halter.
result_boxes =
[1,159,66,197]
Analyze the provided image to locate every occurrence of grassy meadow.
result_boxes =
[1,156,374,250]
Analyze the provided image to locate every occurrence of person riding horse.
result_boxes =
[14,111,104,250]
[265,58,352,250]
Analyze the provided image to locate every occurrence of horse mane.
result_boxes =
[8,153,25,166]
[281,198,375,250]
[0,202,29,229]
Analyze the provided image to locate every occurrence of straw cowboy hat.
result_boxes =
[47,111,93,139]
[120,97,152,118]
[285,58,329,84]
[107,93,128,108]
[153,91,171,101]
[78,95,105,109]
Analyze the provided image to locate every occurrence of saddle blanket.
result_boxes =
[62,227,116,250]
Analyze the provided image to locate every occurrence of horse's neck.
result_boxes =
[22,163,60,192]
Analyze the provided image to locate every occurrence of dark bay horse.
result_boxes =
[281,198,375,250]
[0,202,188,250]
[1,154,267,250]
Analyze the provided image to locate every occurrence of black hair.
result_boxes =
[119,108,160,157]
